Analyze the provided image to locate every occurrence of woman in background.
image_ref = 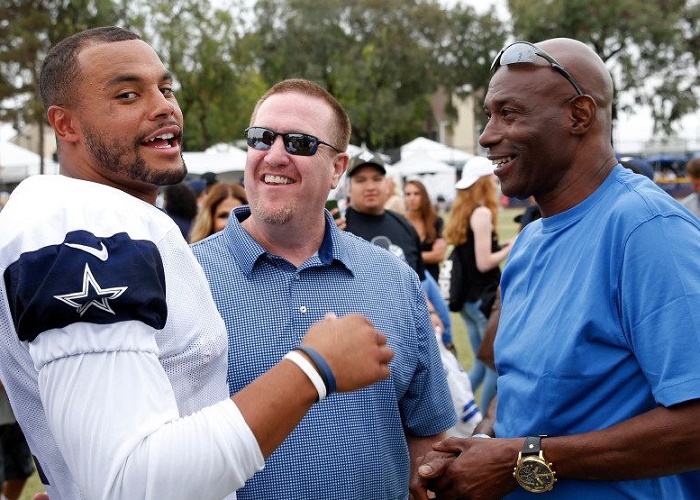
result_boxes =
[444,156,512,410]
[403,179,447,282]
[404,179,453,350]
[190,182,248,243]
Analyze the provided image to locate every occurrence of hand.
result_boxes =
[301,313,393,392]
[332,211,347,231]
[33,493,49,500]
[410,450,457,500]
[417,436,520,500]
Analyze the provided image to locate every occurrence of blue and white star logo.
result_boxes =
[54,263,128,316]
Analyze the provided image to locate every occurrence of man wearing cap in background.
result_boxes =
[344,151,426,276]
[342,151,456,344]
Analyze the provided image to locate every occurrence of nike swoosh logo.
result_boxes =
[64,242,109,261]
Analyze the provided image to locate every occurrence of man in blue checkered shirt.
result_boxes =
[191,79,455,500]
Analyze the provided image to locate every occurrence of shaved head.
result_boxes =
[481,37,618,215]
[536,38,614,135]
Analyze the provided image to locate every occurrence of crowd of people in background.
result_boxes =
[2,26,700,500]
[159,119,700,457]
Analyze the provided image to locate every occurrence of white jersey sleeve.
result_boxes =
[0,176,263,499]
[40,347,261,499]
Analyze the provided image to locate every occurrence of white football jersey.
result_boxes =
[0,175,262,499]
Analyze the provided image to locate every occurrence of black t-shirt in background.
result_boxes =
[344,206,426,281]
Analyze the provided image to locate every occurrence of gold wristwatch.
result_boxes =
[513,436,556,493]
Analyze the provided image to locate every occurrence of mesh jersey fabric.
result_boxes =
[0,175,262,499]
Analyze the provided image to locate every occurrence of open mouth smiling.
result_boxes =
[143,133,177,149]
[264,174,294,185]
[493,155,514,166]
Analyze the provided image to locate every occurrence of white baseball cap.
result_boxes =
[455,156,495,190]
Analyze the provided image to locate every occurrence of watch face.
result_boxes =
[515,458,555,493]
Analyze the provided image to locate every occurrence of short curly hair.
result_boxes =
[40,26,140,114]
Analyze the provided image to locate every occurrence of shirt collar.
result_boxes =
[225,205,355,277]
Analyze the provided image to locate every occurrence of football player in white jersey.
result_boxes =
[0,26,393,500]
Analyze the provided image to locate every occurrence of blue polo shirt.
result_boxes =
[192,207,455,500]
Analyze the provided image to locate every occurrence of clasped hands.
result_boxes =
[410,436,521,500]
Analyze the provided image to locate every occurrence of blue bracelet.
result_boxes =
[294,345,337,395]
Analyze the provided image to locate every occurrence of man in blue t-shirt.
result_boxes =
[415,38,700,500]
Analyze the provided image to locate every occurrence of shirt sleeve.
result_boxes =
[38,327,263,500]
[7,229,263,499]
[620,213,700,406]
[399,276,456,436]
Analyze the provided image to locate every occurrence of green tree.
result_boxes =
[438,4,509,136]
[132,0,267,151]
[0,0,123,173]
[248,0,449,151]
[508,0,698,140]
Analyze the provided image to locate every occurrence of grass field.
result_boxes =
[16,206,527,499]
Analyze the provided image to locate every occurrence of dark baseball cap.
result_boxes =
[347,151,386,177]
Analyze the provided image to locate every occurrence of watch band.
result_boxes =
[522,436,541,456]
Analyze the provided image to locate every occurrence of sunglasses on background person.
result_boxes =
[245,126,342,157]
[491,41,586,96]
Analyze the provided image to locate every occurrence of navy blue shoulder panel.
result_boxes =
[4,230,167,342]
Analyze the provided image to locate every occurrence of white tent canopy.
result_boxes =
[392,152,454,176]
[393,151,458,202]
[400,137,473,166]
[0,141,51,183]
[182,148,247,175]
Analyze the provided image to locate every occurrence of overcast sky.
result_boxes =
[3,0,697,155]
[461,0,699,154]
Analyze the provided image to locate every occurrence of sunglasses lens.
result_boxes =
[499,43,537,66]
[285,134,318,156]
[245,127,323,156]
[246,127,275,150]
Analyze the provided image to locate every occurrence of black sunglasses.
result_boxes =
[491,41,585,96]
[244,126,342,156]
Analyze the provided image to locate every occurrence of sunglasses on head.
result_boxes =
[244,126,342,157]
[491,41,585,96]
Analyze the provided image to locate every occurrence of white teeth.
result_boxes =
[494,156,514,165]
[264,174,293,184]
[146,133,175,143]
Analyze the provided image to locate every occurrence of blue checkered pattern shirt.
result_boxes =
[191,206,455,500]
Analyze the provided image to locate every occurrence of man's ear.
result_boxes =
[47,105,80,144]
[331,153,349,189]
[569,95,597,136]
